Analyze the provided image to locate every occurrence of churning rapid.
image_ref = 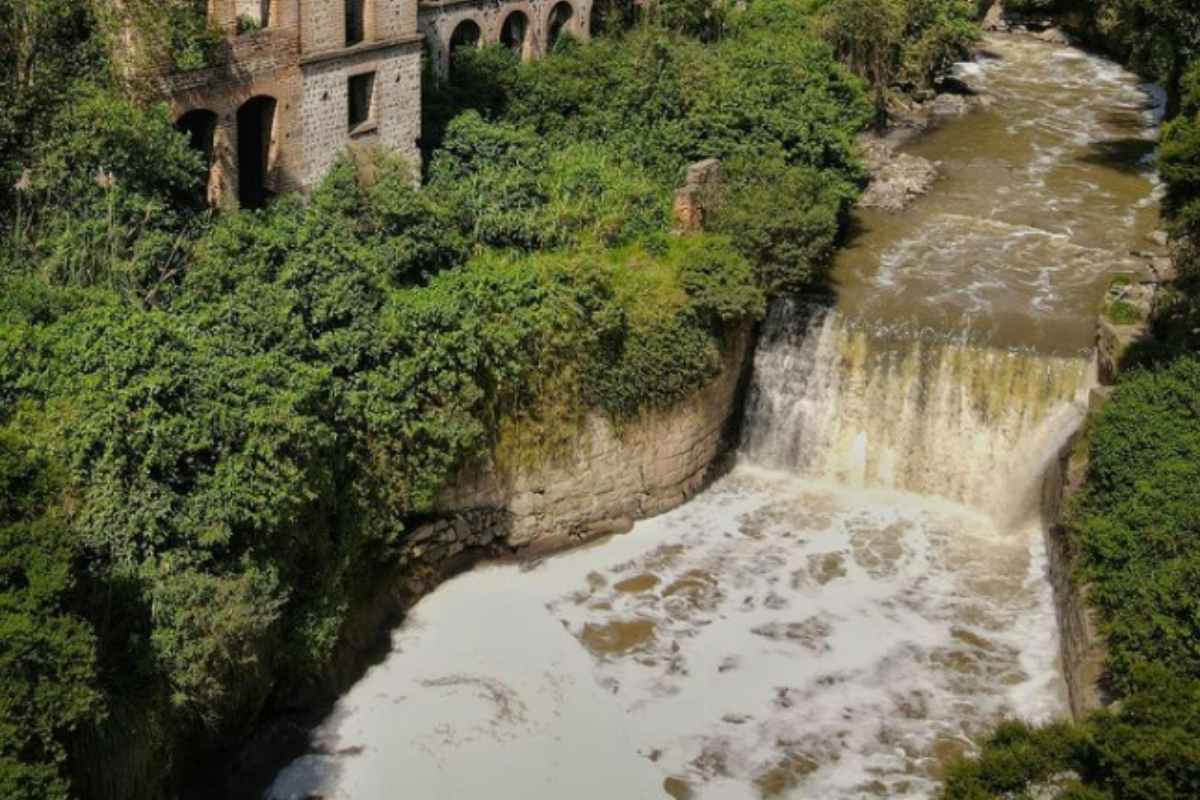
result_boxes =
[266,34,1163,800]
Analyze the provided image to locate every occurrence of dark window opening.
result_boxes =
[176,109,219,207]
[547,2,574,50]
[346,0,366,46]
[349,72,375,130]
[237,96,277,209]
[448,20,482,77]
[235,0,272,32]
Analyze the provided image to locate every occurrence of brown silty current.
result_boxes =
[835,34,1163,355]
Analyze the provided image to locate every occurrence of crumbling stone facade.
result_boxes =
[153,0,422,208]
[147,0,593,207]
[418,0,592,80]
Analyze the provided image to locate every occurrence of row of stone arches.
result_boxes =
[175,95,279,210]
[421,0,589,80]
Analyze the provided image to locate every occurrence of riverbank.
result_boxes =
[185,320,756,798]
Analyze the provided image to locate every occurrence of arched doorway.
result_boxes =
[447,19,482,77]
[236,96,277,210]
[546,2,574,50]
[175,109,219,207]
[499,11,529,59]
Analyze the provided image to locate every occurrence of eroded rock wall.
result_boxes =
[1041,429,1109,720]
[435,322,755,554]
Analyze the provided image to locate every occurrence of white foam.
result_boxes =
[267,472,1069,800]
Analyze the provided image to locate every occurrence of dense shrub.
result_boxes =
[0,423,103,799]
[712,154,854,294]
[942,666,1200,800]
[1068,356,1200,692]
[1160,66,1200,247]
[5,85,208,300]
[821,0,978,124]
[0,0,105,222]
[447,22,869,181]
[427,112,669,250]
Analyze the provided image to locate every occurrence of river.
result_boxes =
[266,33,1163,800]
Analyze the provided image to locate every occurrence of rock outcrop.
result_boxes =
[674,159,723,233]
[1042,432,1109,719]
[436,322,755,553]
[857,136,939,212]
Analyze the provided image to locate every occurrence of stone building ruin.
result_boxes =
[152,0,592,208]
[418,0,592,80]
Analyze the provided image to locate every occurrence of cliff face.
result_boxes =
[433,322,755,554]
[1041,428,1109,720]
[329,321,755,706]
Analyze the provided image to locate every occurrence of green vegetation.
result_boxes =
[1103,298,1145,324]
[944,665,1200,800]
[820,0,978,125]
[2,0,943,795]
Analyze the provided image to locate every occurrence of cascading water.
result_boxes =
[264,33,1164,800]
[741,302,1092,523]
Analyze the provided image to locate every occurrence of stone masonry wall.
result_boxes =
[300,41,423,186]
[419,0,592,78]
[434,323,754,553]
[149,0,422,206]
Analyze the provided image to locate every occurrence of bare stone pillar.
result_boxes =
[212,118,239,210]
[673,158,721,234]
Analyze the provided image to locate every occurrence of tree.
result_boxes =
[0,426,103,800]
[822,0,905,129]
[1100,0,1200,115]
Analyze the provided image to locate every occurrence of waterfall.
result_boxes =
[741,300,1093,523]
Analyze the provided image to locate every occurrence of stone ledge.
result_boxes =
[300,35,425,66]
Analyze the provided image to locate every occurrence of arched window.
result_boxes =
[500,11,529,58]
[447,19,482,75]
[547,2,574,50]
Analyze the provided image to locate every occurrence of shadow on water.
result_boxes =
[1076,137,1157,174]
[178,669,369,800]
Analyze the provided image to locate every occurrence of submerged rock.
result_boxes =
[931,93,969,116]
[1034,26,1071,44]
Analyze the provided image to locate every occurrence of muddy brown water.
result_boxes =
[836,36,1162,354]
[265,34,1162,800]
